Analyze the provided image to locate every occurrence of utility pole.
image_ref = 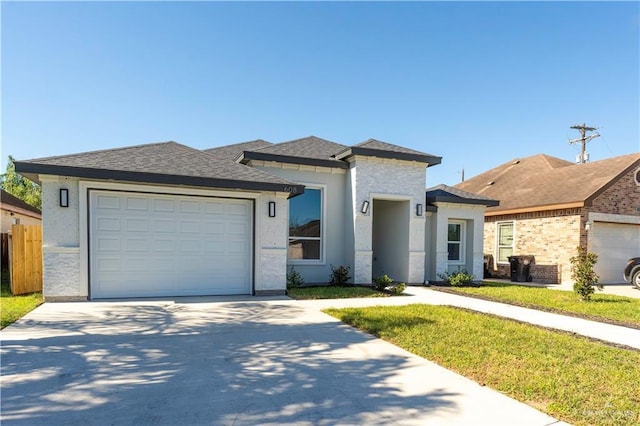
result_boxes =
[569,123,599,164]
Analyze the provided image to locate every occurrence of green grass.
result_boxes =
[440,281,640,328]
[1,270,43,329]
[287,285,388,300]
[326,304,640,426]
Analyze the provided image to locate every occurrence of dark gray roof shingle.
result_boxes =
[239,136,349,169]
[334,138,442,166]
[15,141,304,195]
[204,139,273,161]
[426,184,499,207]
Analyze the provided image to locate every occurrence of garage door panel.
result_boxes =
[590,222,640,284]
[96,195,120,209]
[153,199,175,212]
[90,190,252,298]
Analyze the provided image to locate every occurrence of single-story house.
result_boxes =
[1,189,42,233]
[456,152,640,284]
[15,136,496,300]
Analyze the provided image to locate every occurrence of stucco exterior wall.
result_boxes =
[429,202,485,282]
[252,161,347,284]
[254,192,289,295]
[40,176,83,300]
[39,176,289,299]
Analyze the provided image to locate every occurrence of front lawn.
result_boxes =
[326,304,640,426]
[287,286,388,300]
[439,281,640,328]
[1,270,43,329]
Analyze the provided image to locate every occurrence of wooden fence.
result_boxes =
[8,224,43,295]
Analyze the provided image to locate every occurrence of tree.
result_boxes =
[1,156,42,210]
[570,246,601,301]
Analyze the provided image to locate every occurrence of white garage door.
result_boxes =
[90,190,252,299]
[589,222,640,284]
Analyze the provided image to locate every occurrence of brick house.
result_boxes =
[456,152,640,284]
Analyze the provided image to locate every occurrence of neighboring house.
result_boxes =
[15,136,495,301]
[456,153,640,284]
[1,189,42,233]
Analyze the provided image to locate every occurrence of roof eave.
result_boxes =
[240,151,349,169]
[485,201,585,216]
[14,162,305,196]
[335,147,442,167]
[427,195,499,207]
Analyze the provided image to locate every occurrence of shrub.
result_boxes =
[570,246,601,301]
[438,269,475,287]
[387,282,406,295]
[287,266,304,289]
[373,274,394,292]
[329,265,351,286]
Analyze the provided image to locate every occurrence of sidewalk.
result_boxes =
[301,286,640,350]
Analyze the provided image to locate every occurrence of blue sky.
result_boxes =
[2,1,638,186]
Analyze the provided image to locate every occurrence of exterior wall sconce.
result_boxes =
[416,203,423,217]
[59,188,69,208]
[268,201,276,218]
[584,220,591,232]
[361,200,370,214]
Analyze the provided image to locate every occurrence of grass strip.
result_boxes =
[1,276,43,329]
[325,304,640,426]
[438,281,640,328]
[287,286,388,300]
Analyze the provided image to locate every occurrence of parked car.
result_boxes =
[623,257,640,289]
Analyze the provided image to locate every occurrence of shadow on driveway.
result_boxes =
[1,301,458,425]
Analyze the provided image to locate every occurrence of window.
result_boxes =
[497,222,514,263]
[447,221,465,264]
[289,188,322,261]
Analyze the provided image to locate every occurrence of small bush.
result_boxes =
[373,274,394,292]
[329,265,351,286]
[570,246,601,301]
[287,266,304,289]
[438,268,475,287]
[387,282,406,295]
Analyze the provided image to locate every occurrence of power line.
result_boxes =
[569,123,600,163]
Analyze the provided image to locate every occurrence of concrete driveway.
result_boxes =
[1,297,563,425]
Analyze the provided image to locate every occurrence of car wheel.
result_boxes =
[633,270,640,289]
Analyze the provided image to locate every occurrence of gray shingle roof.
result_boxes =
[204,139,273,161]
[426,184,499,207]
[334,138,442,166]
[15,141,304,195]
[238,136,349,168]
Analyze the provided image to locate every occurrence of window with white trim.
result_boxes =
[447,220,465,264]
[497,222,514,263]
[288,188,322,261]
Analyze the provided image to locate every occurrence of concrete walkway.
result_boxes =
[1,296,569,426]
